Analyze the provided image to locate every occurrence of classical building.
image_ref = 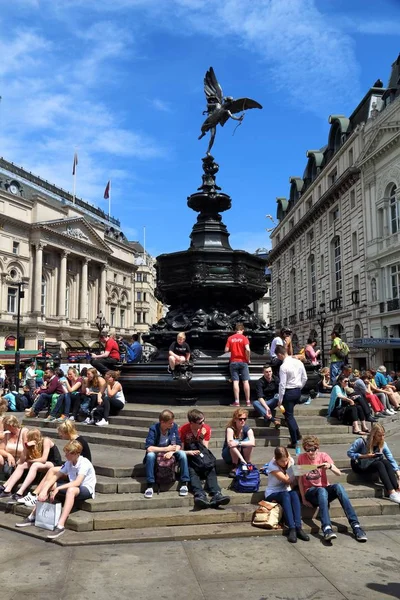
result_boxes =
[0,157,158,355]
[129,242,163,336]
[268,56,400,370]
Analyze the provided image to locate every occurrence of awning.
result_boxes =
[0,350,38,365]
[353,337,400,349]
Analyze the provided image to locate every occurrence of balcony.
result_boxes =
[329,297,342,312]
[351,290,360,305]
[387,298,400,312]
[299,311,304,322]
[289,314,297,325]
[306,306,316,320]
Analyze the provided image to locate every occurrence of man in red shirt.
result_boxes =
[179,409,230,509]
[91,332,120,375]
[225,322,251,406]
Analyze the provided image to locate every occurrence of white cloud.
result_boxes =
[229,230,271,254]
[151,98,172,113]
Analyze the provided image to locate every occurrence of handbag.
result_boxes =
[252,500,283,529]
[35,501,62,531]
[3,427,22,479]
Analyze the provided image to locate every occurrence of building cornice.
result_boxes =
[268,167,360,263]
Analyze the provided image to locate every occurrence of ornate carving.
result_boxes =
[66,226,90,242]
[377,165,400,198]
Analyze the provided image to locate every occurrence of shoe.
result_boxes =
[296,528,310,541]
[179,485,189,497]
[230,402,240,407]
[287,528,297,543]
[228,467,237,478]
[44,415,56,422]
[274,420,281,430]
[245,402,251,407]
[210,492,230,508]
[24,494,38,508]
[0,485,4,493]
[389,492,400,504]
[15,516,35,528]
[144,487,154,499]
[287,442,296,449]
[83,417,93,425]
[56,416,67,422]
[25,409,36,418]
[194,495,210,509]
[375,412,387,418]
[366,416,378,422]
[387,409,396,415]
[353,525,368,542]
[17,492,34,504]
[0,491,11,498]
[95,419,109,427]
[47,526,65,540]
[69,416,75,421]
[167,366,172,374]
[8,493,24,504]
[304,398,312,405]
[323,528,337,542]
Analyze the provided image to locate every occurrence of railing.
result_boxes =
[329,297,342,311]
[306,306,316,320]
[351,290,360,305]
[289,314,297,325]
[387,298,400,312]
[299,311,304,321]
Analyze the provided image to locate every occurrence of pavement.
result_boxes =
[1,527,400,600]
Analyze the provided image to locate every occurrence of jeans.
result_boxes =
[50,393,71,417]
[351,458,399,494]
[282,388,302,444]
[33,392,53,415]
[330,361,344,384]
[145,450,190,485]
[189,465,221,497]
[305,483,359,531]
[266,490,302,529]
[90,357,119,376]
[253,395,279,422]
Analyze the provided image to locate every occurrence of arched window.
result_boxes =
[290,268,296,314]
[354,324,362,339]
[65,286,70,318]
[389,184,399,234]
[371,278,377,302]
[276,279,281,320]
[41,276,47,316]
[308,255,316,308]
[332,237,342,297]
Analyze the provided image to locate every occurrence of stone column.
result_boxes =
[33,243,44,313]
[80,258,89,321]
[99,264,107,314]
[58,251,69,317]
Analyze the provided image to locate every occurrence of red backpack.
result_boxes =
[155,453,176,491]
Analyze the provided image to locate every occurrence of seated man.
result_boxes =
[126,333,143,364]
[144,409,190,499]
[168,332,191,377]
[297,434,367,543]
[253,365,280,428]
[28,368,65,417]
[179,409,230,509]
[91,332,120,376]
[16,439,96,540]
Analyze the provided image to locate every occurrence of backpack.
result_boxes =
[121,341,137,364]
[232,463,260,493]
[187,441,216,471]
[155,452,176,488]
[335,340,350,361]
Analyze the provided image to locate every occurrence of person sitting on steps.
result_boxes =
[143,409,190,499]
[222,408,255,477]
[297,434,368,543]
[168,332,191,378]
[327,374,370,435]
[253,364,281,428]
[179,408,230,509]
[90,331,121,376]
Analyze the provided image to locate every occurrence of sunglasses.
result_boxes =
[238,417,247,421]
[305,447,318,453]
[196,420,205,425]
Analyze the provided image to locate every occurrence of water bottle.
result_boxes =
[295,440,302,460]
[170,432,176,447]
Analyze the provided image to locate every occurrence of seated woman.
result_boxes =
[0,397,8,443]
[17,419,92,508]
[304,338,320,366]
[222,408,255,477]
[91,370,125,427]
[45,367,85,422]
[168,332,191,377]
[366,371,395,415]
[0,415,29,476]
[265,446,309,543]
[327,375,369,435]
[353,375,387,417]
[0,428,62,501]
[81,368,106,424]
[319,367,332,394]
[347,423,400,504]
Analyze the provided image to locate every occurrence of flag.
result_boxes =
[72,152,78,175]
[104,180,110,199]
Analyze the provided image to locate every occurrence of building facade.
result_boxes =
[268,58,400,370]
[0,158,158,354]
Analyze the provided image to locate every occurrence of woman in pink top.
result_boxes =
[305,338,320,366]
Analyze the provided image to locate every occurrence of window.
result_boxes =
[317,185,322,199]
[354,323,361,339]
[137,291,142,302]
[305,198,312,212]
[333,237,342,297]
[123,276,127,285]
[309,255,316,308]
[289,218,294,230]
[390,185,399,234]
[307,229,314,244]
[65,287,70,317]
[352,231,358,256]
[320,254,325,275]
[136,311,142,323]
[276,279,281,320]
[371,278,377,302]
[330,206,340,223]
[113,273,117,283]
[391,264,400,298]
[348,148,354,167]
[354,274,359,290]
[12,241,19,255]
[110,307,116,326]
[328,169,337,186]
[142,273,148,283]
[7,287,17,313]
[290,269,296,314]
[143,312,146,323]
[120,309,125,328]
[136,273,142,282]
[290,247,295,259]
[143,292,147,302]
[350,189,356,209]
[319,220,323,236]
[41,277,46,315]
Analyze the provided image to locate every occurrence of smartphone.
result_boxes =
[374,452,383,457]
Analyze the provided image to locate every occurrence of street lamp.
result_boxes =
[317,303,327,367]
[14,282,25,390]
[95,311,107,339]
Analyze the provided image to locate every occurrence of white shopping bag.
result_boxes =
[35,501,62,531]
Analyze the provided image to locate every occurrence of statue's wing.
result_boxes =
[204,67,223,103]
[220,97,262,125]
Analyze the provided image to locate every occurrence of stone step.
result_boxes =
[108,414,333,428]
[120,403,331,418]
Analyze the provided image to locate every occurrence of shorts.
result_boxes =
[229,362,250,381]
[222,438,250,464]
[56,482,93,501]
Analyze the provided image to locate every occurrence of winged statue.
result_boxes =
[198,67,262,156]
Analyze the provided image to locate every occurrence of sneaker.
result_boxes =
[8,493,23,504]
[353,525,368,542]
[44,415,56,422]
[323,528,337,541]
[389,492,400,504]
[69,416,75,421]
[15,516,35,528]
[24,494,38,508]
[56,416,67,422]
[230,402,240,407]
[83,417,94,425]
[228,468,237,478]
[194,495,210,509]
[144,487,154,499]
[209,492,230,508]
[388,409,396,415]
[95,419,109,427]
[47,526,65,540]
[304,398,312,405]
[179,484,189,497]
[0,491,11,499]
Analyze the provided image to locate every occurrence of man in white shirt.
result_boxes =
[276,345,307,449]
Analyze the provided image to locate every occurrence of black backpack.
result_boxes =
[187,440,217,471]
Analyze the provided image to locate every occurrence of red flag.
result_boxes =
[104,180,110,199]
[72,152,78,175]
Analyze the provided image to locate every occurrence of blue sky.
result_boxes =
[0,0,399,256]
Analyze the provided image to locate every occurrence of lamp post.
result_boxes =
[317,303,327,367]
[95,311,107,339]
[14,282,25,391]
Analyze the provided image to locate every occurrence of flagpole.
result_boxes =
[108,179,111,217]
[72,151,78,204]
[143,226,146,265]
[73,170,76,204]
